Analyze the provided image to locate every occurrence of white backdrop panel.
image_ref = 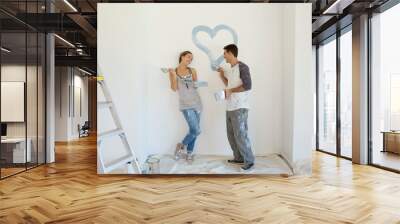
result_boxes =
[98,3,310,167]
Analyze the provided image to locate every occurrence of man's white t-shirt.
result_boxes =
[222,63,251,111]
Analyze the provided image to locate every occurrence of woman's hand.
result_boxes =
[168,68,176,76]
[168,68,178,91]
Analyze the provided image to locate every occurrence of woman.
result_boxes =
[168,51,202,163]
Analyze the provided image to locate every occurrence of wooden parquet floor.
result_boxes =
[0,135,400,224]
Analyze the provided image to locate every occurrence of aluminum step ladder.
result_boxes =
[97,75,142,174]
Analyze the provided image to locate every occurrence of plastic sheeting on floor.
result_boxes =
[143,154,293,175]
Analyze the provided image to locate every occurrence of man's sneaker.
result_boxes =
[227,159,244,164]
[186,152,194,164]
[174,143,186,160]
[241,163,254,171]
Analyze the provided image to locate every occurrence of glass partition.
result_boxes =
[318,37,337,154]
[1,31,28,178]
[339,29,352,158]
[0,1,46,179]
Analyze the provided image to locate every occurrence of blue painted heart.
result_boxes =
[192,24,238,71]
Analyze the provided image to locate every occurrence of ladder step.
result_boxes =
[98,101,113,108]
[98,128,124,140]
[97,77,141,174]
[103,155,137,173]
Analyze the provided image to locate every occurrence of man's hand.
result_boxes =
[224,88,232,99]
[217,67,228,87]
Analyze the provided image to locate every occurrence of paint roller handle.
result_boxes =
[160,68,175,75]
[211,61,222,71]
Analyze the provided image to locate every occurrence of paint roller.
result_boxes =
[160,67,208,88]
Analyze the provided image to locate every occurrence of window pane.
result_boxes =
[318,38,337,154]
[340,30,352,158]
[371,3,400,171]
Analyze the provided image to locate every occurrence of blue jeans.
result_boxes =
[182,109,201,153]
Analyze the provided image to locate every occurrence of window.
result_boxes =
[371,3,400,171]
[340,29,352,158]
[318,37,337,154]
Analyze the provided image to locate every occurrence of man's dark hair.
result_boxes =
[223,44,238,57]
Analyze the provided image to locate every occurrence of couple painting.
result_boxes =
[167,44,254,171]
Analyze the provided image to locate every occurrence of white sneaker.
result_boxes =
[174,143,186,160]
[186,152,194,164]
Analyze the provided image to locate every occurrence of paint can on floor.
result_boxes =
[145,156,160,174]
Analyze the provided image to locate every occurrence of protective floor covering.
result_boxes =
[143,154,293,175]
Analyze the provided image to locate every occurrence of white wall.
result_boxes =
[74,73,89,137]
[282,4,315,173]
[281,4,313,174]
[55,67,69,141]
[98,3,313,174]
[55,67,89,141]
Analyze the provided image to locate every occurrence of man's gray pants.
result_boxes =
[226,108,255,165]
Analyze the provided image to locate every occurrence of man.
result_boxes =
[217,44,255,171]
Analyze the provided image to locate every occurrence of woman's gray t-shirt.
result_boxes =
[176,68,202,111]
